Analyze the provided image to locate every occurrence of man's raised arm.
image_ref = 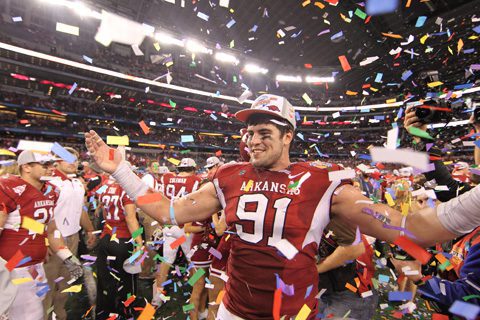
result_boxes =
[85,130,222,225]
[331,184,478,247]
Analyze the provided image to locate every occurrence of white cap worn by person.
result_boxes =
[158,166,170,174]
[204,156,221,169]
[178,158,196,168]
[17,150,55,166]
[235,94,296,129]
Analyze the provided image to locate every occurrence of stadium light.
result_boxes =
[276,75,302,83]
[154,32,184,47]
[215,52,239,64]
[185,40,212,54]
[305,76,335,83]
[244,64,268,74]
[39,0,102,19]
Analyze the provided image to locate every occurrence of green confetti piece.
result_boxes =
[181,149,191,154]
[187,268,206,286]
[463,295,480,301]
[233,75,237,83]
[408,127,434,140]
[169,99,176,108]
[183,303,195,312]
[288,181,299,189]
[438,260,451,271]
[354,8,367,20]
[131,227,143,239]
[371,278,379,290]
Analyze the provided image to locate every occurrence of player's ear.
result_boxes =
[283,129,293,146]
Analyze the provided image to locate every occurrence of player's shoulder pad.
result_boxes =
[299,161,343,172]
[213,162,250,180]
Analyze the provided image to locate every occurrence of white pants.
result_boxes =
[162,226,192,264]
[216,303,246,320]
[6,263,46,320]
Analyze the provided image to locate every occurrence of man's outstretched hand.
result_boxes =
[84,130,122,174]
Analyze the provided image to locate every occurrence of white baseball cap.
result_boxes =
[158,166,170,174]
[17,150,56,166]
[235,94,296,129]
[204,156,220,169]
[178,158,197,168]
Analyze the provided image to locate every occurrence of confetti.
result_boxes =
[393,236,432,264]
[56,22,79,36]
[106,136,129,146]
[51,142,77,163]
[22,217,45,235]
[338,55,351,72]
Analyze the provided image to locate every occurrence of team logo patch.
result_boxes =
[239,170,246,176]
[12,184,26,196]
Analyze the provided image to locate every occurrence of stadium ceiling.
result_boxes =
[2,0,480,95]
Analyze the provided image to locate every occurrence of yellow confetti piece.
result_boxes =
[11,277,33,285]
[314,1,325,9]
[106,135,129,146]
[303,116,307,123]
[166,61,174,67]
[301,0,311,7]
[216,290,225,305]
[153,43,160,51]
[384,193,395,207]
[420,34,429,44]
[340,13,351,23]
[370,87,378,92]
[375,250,381,257]
[381,32,403,39]
[110,233,118,242]
[243,180,254,192]
[443,161,453,165]
[0,149,16,156]
[61,284,82,293]
[447,46,453,55]
[457,39,464,54]
[386,98,397,104]
[302,93,312,105]
[22,217,45,235]
[295,304,311,320]
[427,81,443,88]
[401,203,409,216]
[468,35,479,40]
[167,158,180,166]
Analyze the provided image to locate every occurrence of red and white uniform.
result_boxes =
[160,173,202,264]
[99,180,134,239]
[210,230,233,280]
[141,173,160,192]
[0,175,57,267]
[189,217,218,268]
[212,161,349,319]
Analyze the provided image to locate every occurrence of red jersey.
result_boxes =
[0,175,57,266]
[161,173,201,200]
[99,180,134,239]
[213,161,349,319]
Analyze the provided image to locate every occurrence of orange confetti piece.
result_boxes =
[393,236,432,264]
[457,39,464,54]
[314,1,325,9]
[273,289,282,320]
[216,290,225,305]
[6,250,25,271]
[139,121,150,135]
[346,90,358,96]
[108,148,115,161]
[137,303,155,320]
[381,32,403,39]
[170,235,186,249]
[345,282,357,293]
[406,0,412,7]
[123,295,136,307]
[338,55,351,72]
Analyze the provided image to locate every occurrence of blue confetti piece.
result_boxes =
[378,274,390,283]
[51,142,77,163]
[304,285,313,299]
[388,291,413,301]
[16,256,32,268]
[181,135,194,143]
[44,185,52,196]
[95,185,108,194]
[330,31,344,41]
[36,285,50,298]
[358,154,372,160]
[161,279,172,287]
[210,114,218,121]
[128,250,142,264]
[365,0,398,16]
[396,107,404,119]
[174,281,178,293]
[250,25,258,32]
[415,16,427,28]
[205,277,211,284]
[295,112,301,121]
[463,48,475,54]
[374,73,383,83]
[427,278,441,294]
[454,83,474,90]
[473,25,480,34]
[449,300,480,320]
[401,70,413,81]
[296,133,304,141]
[68,82,78,95]
[226,19,236,28]
[197,12,209,21]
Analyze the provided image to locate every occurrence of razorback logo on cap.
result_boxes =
[252,95,279,109]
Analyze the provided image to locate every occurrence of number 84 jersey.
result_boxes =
[212,161,349,319]
[0,175,58,267]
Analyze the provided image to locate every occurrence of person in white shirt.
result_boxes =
[43,147,96,320]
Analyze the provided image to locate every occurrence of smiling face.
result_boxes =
[246,122,293,171]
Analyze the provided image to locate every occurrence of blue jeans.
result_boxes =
[318,290,378,320]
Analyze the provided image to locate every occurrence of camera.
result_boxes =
[414,99,468,124]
